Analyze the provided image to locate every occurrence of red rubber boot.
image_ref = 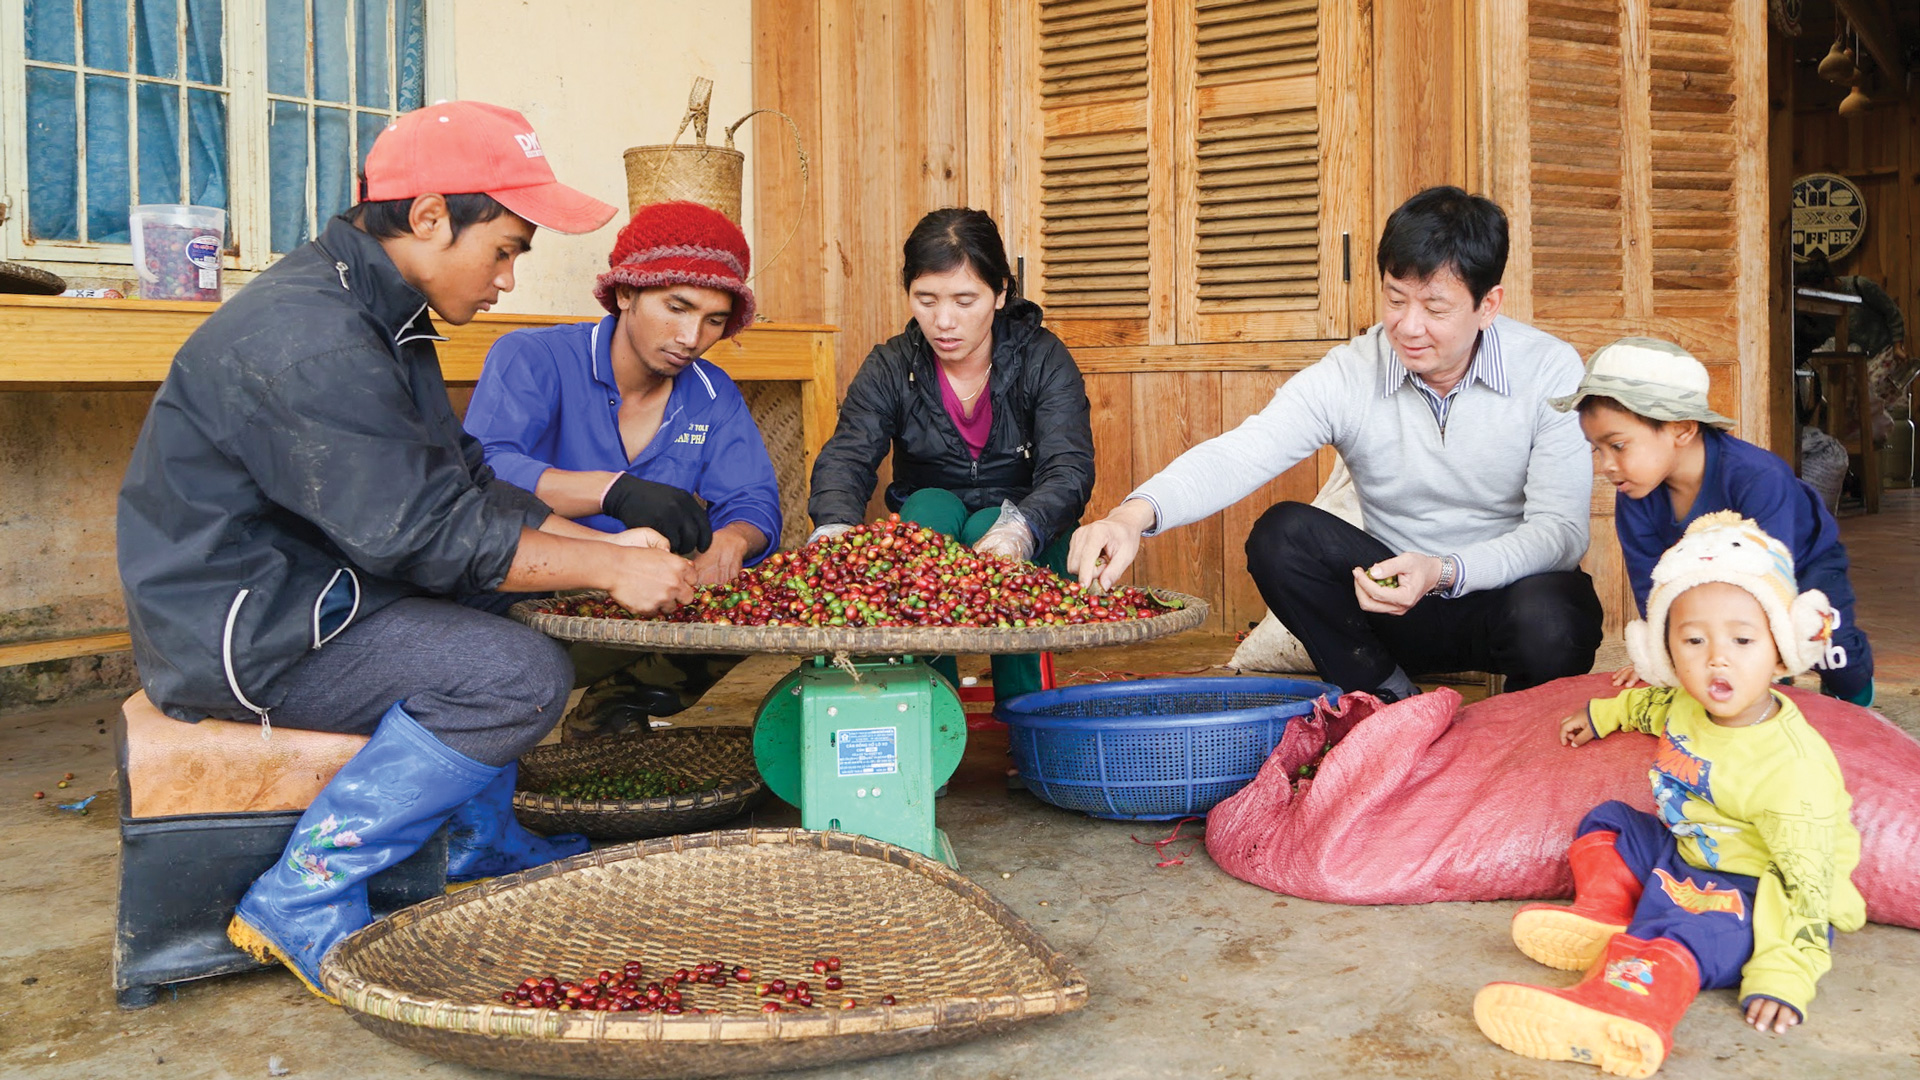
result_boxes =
[1512,830,1644,970]
[1474,934,1700,1078]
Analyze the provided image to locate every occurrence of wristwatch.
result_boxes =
[1430,555,1458,596]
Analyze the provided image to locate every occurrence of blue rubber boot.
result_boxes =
[227,702,497,1002]
[445,762,590,884]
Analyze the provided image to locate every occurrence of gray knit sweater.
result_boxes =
[1132,316,1591,593]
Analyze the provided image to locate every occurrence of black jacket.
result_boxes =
[117,216,549,724]
[807,298,1094,547]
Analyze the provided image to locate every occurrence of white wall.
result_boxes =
[449,0,755,316]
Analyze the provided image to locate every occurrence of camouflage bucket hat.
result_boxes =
[1549,337,1735,428]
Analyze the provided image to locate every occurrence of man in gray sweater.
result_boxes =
[1068,187,1602,699]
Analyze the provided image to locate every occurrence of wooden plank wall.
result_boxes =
[1483,0,1772,635]
[753,1,1345,633]
[755,0,1775,640]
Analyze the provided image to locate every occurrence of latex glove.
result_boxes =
[807,523,857,545]
[600,474,712,556]
[972,500,1037,561]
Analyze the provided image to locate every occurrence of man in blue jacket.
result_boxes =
[117,101,698,1002]
[465,200,782,739]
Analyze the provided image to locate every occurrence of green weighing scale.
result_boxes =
[751,655,967,866]
[512,593,1208,870]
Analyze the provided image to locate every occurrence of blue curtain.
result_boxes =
[25,0,420,252]
[23,0,226,244]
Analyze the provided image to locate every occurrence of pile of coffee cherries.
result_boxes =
[554,516,1179,629]
[535,768,717,801]
[500,955,896,1014]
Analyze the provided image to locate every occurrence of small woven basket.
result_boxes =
[322,829,1088,1079]
[513,728,766,841]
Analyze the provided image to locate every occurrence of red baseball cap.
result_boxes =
[363,100,616,235]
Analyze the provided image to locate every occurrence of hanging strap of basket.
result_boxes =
[672,76,714,146]
[724,107,810,287]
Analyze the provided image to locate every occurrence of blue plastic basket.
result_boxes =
[995,676,1339,821]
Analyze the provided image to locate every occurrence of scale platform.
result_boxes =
[511,590,1208,869]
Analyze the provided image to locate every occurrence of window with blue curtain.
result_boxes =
[22,0,426,255]
[264,0,427,254]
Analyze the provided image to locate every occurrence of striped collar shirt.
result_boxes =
[1381,323,1510,430]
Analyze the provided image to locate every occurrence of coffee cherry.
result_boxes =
[550,517,1179,630]
[880,994,897,1006]
[824,976,843,991]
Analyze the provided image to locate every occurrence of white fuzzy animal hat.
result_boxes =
[1625,511,1839,686]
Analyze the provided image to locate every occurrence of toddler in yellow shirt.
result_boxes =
[1473,511,1863,1078]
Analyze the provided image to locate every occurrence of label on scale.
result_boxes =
[836,727,899,776]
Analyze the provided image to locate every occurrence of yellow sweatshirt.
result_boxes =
[1587,686,1865,1016]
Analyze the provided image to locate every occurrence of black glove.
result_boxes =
[600,474,712,555]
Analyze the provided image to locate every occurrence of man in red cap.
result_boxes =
[464,200,780,739]
[117,101,696,1002]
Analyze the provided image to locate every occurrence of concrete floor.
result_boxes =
[4,495,1918,1079]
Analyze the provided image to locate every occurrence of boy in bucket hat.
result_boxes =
[1554,337,1874,706]
[119,100,701,1002]
[465,201,780,740]
[1473,511,1863,1077]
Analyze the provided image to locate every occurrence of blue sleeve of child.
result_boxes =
[1614,500,1662,617]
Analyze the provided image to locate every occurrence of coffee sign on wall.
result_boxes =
[1791,172,1866,264]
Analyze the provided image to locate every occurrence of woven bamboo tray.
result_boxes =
[322,829,1089,1079]
[513,728,765,841]
[511,590,1209,656]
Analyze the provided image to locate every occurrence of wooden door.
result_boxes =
[1018,0,1365,351]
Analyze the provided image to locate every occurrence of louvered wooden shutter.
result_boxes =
[1178,0,1354,342]
[1527,0,1627,321]
[1647,0,1737,319]
[1504,0,1761,636]
[1524,0,1744,328]
[1024,0,1359,349]
[1034,0,1153,345]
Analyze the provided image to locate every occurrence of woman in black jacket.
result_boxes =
[807,208,1094,698]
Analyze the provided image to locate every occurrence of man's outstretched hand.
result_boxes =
[1067,499,1157,592]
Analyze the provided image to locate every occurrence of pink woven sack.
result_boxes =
[1204,673,1920,928]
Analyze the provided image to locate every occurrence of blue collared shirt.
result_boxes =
[463,316,782,561]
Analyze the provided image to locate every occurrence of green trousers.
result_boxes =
[897,488,1071,701]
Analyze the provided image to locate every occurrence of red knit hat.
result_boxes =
[593,201,756,338]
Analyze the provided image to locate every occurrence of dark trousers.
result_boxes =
[1245,502,1603,693]
[268,597,573,767]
